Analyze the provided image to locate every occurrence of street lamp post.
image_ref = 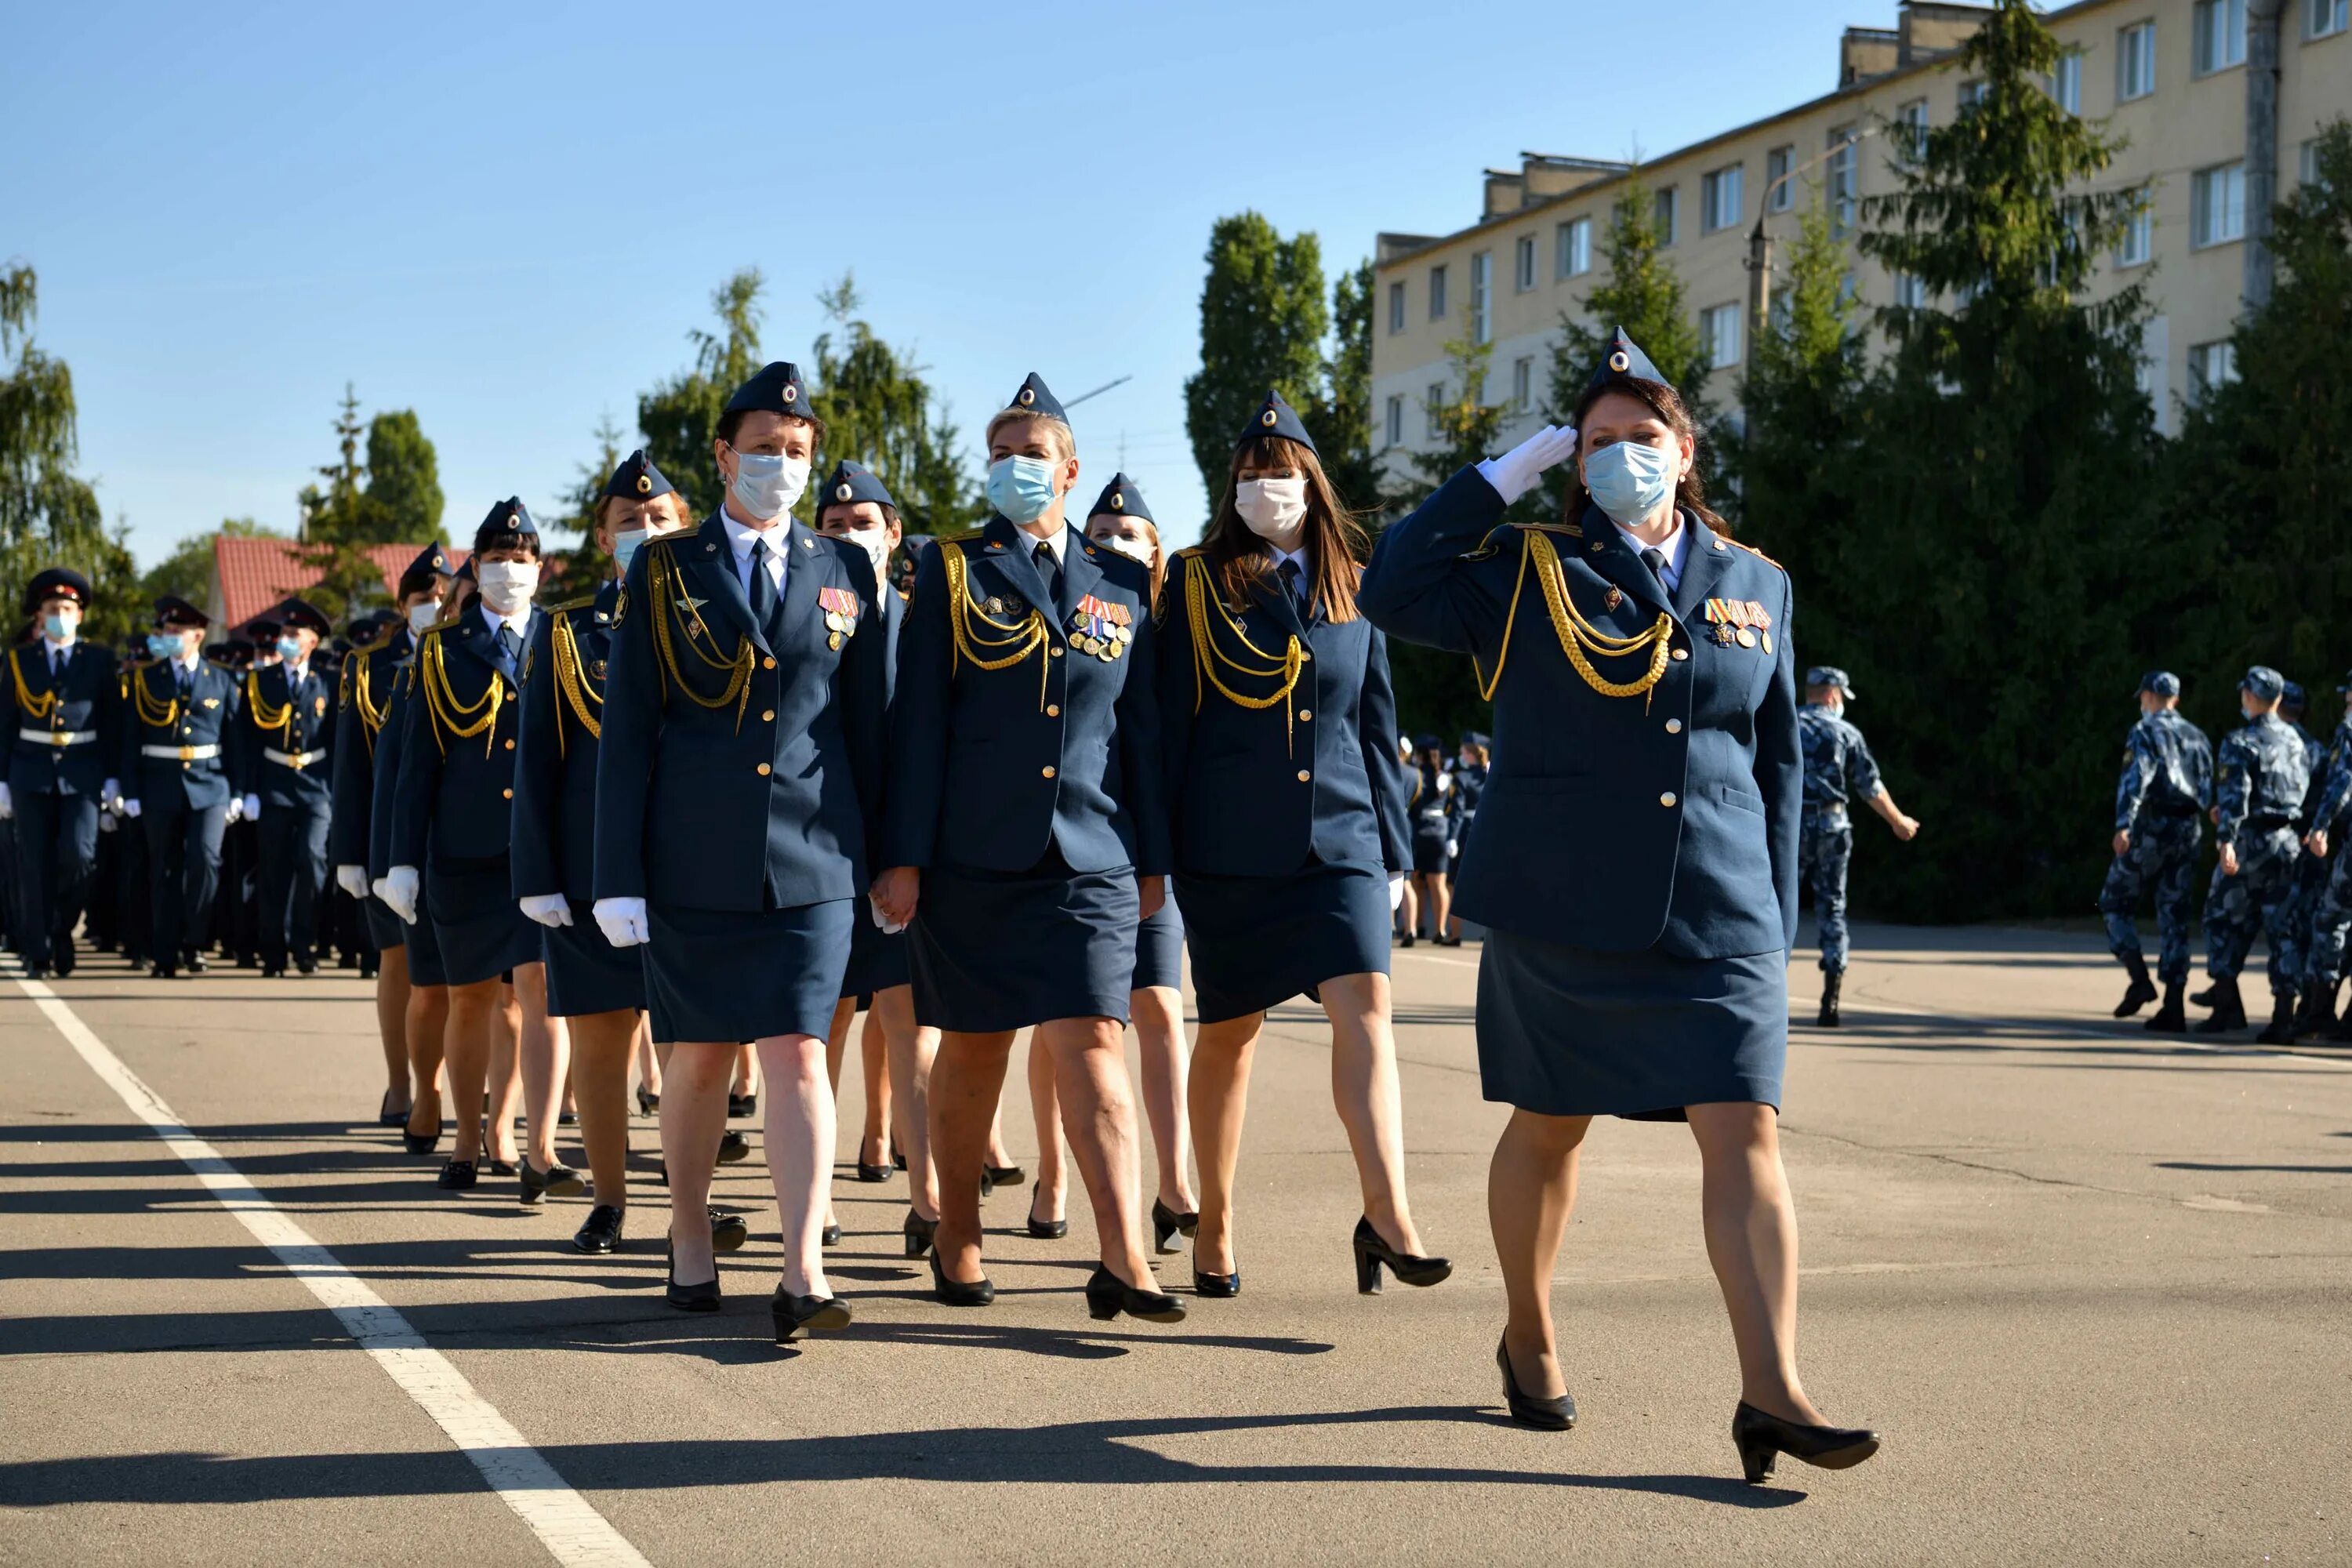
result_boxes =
[1745,125,1882,424]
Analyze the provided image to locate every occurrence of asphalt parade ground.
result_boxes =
[2,924,2347,1566]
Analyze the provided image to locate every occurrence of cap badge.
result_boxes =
[1260,408,1277,426]
[635,474,652,495]
[836,483,853,503]
[1017,387,1036,406]
[1110,494,1124,510]
[1608,350,1630,373]
[782,384,797,403]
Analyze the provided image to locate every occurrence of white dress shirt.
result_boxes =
[477,604,527,663]
[1019,522,1070,571]
[723,505,790,600]
[1614,511,1689,595]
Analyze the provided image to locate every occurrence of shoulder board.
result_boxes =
[1721,536,1785,572]
[1460,521,1540,561]
[1170,544,1207,561]
[203,660,234,677]
[544,593,599,615]
[417,622,450,641]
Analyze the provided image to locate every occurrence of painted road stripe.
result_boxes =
[12,964,652,1568]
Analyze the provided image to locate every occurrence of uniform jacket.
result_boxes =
[512,582,619,903]
[392,606,541,866]
[2114,708,2213,833]
[329,625,412,868]
[2214,712,2311,844]
[1798,703,1882,830]
[233,659,337,808]
[120,659,241,810]
[1154,548,1408,877]
[882,516,1170,877]
[594,514,887,910]
[368,657,418,883]
[1359,468,1801,960]
[1,640,117,797]
[1408,763,1460,844]
[1454,760,1487,831]
[2309,718,2352,834]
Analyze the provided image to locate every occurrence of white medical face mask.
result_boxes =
[1235,477,1308,545]
[841,526,893,584]
[728,451,811,521]
[1096,534,1154,566]
[476,560,540,613]
[407,601,441,633]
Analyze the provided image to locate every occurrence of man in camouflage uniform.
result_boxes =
[1797,667,1921,1027]
[2294,669,2352,1042]
[2199,666,2313,1041]
[2100,671,2213,1031]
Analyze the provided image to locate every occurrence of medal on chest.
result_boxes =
[818,586,859,651]
[1069,595,1133,661]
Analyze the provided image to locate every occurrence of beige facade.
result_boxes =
[1370,0,2352,478]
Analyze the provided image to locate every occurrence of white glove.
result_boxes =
[122,797,142,819]
[0,782,11,820]
[224,795,244,824]
[98,811,117,834]
[1446,839,1458,858]
[1388,874,1406,913]
[520,893,573,929]
[869,893,907,935]
[336,864,369,900]
[377,866,422,926]
[593,897,650,947]
[242,793,263,822]
[100,778,121,811]
[1476,423,1581,506]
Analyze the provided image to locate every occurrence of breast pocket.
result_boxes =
[1718,783,1765,816]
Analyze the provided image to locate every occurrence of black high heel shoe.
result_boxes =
[1193,1265,1240,1298]
[1352,1215,1451,1294]
[1025,1182,1068,1240]
[715,1130,750,1165]
[665,1240,720,1312]
[855,1136,891,1184]
[403,1120,444,1156]
[1151,1198,1199,1254]
[1496,1336,1575,1430]
[635,1086,659,1116]
[928,1248,996,1307]
[820,1221,842,1247]
[1083,1265,1186,1323]
[728,1092,756,1120]
[377,1089,409,1127]
[904,1210,938,1259]
[891,1140,906,1171]
[984,1162,1025,1189]
[1731,1402,1879,1485]
[771,1283,851,1343]
[709,1208,749,1253]
[436,1158,477,1190]
[517,1160,583,1206]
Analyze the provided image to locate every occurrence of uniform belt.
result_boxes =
[263,746,328,771]
[2244,814,2292,832]
[22,728,96,747]
[143,742,222,761]
[1417,808,1450,820]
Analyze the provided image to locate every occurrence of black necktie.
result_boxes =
[1279,557,1308,617]
[495,626,520,666]
[1641,547,1669,590]
[1034,539,1063,605]
[748,542,779,630]
[176,664,191,699]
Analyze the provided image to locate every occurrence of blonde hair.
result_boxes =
[984,410,1076,461]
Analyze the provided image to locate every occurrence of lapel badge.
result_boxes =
[202,696,220,708]
[1589,541,1605,554]
[676,592,707,616]
[590,659,607,680]
[1603,586,1623,611]
[314,695,327,716]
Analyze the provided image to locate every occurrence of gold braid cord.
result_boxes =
[1182,554,1305,756]
[419,632,499,758]
[942,543,1050,710]
[550,610,603,753]
[645,545,752,732]
[9,648,58,721]
[132,666,180,729]
[350,651,390,752]
[1476,532,1674,707]
[245,670,294,740]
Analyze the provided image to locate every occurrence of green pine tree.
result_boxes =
[358,409,444,543]
[1316,259,1384,517]
[806,273,982,536]
[1183,213,1328,499]
[640,270,766,523]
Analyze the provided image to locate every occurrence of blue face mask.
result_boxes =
[147,633,180,660]
[1582,440,1679,527]
[277,636,304,663]
[986,456,1060,525]
[42,613,75,643]
[612,528,648,573]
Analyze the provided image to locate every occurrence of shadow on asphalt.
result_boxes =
[2154,1160,2352,1174]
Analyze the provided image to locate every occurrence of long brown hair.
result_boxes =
[1566,376,1732,537]
[1199,435,1367,622]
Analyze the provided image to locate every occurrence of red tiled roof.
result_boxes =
[209,538,469,630]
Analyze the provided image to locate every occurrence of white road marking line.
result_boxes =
[13,965,651,1568]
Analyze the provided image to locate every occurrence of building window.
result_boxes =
[2188,340,2239,402]
[1957,78,1987,110]
[1653,187,1679,245]
[1896,98,1930,158]
[1428,264,1447,322]
[2118,21,2157,100]
[2116,186,2154,266]
[1425,382,1444,438]
[1512,355,1534,413]
[2050,49,2084,113]
[2313,0,2350,37]
[1514,234,1537,292]
[1701,165,1744,233]
[1469,252,1492,344]
[1387,281,1406,335]
[2194,0,2248,72]
[1893,273,1928,309]
[2303,137,2328,189]
[1385,394,1403,448]
[1556,216,1592,278]
[2193,162,2247,245]
[1765,145,1795,212]
[1700,304,1743,370]
[1828,125,1858,236]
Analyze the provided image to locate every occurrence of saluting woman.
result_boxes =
[873,374,1182,1323]
[1359,331,1878,1483]
[1158,393,1441,1299]
[593,364,887,1344]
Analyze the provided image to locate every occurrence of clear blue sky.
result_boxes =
[9,0,1874,570]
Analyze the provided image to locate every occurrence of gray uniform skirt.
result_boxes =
[426,854,538,989]
[644,898,853,1044]
[1475,931,1788,1119]
[1132,899,1185,992]
[1175,859,1390,1025]
[541,898,646,1018]
[363,895,406,953]
[909,852,1137,1033]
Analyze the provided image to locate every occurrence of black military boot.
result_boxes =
[2112,953,2158,1018]
[2143,980,2187,1033]
[2190,983,2218,1007]
[2255,991,2300,1045]
[2194,975,2246,1033]
[1817,971,1843,1029]
[2294,982,2338,1039]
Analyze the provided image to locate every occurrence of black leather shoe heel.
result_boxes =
[771,1287,851,1343]
[1026,1182,1068,1240]
[1352,1215,1450,1294]
[904,1210,938,1259]
[666,1241,720,1312]
[820,1221,842,1247]
[403,1120,445,1156]
[1193,1269,1240,1298]
[518,1160,583,1205]
[635,1087,659,1116]
[1152,1198,1198,1254]
[929,1249,996,1307]
[856,1137,891,1183]
[436,1159,477,1190]
[574,1205,624,1254]
[709,1209,749,1253]
[1731,1401,1879,1485]
[715,1130,750,1165]
[1084,1265,1186,1323]
[378,1091,409,1128]
[985,1163,1025,1189]
[1497,1336,1575,1430]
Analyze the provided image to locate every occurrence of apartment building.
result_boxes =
[1370,0,2352,481]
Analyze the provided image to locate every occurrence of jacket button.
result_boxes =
[1050,646,1064,659]
[502,787,514,800]
[1660,791,1678,808]
[757,763,771,776]
[1045,704,1060,717]
[1298,709,1312,721]
[503,738,515,750]
[1297,769,1312,782]
[761,710,775,722]
[1665,719,1682,734]
[1671,648,1689,662]
[1041,765,1056,779]
[762,656,776,670]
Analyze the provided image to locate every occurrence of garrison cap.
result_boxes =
[1088,473,1153,523]
[2139,671,2180,699]
[271,597,333,638]
[1001,372,1068,424]
[723,361,811,419]
[473,497,536,550]
[2241,665,2286,702]
[404,543,453,579]
[24,567,92,615]
[1586,326,1667,395]
[151,595,209,630]
[454,557,477,585]
[818,459,895,512]
[2283,680,2308,710]
[1460,731,1491,750]
[603,449,675,503]
[1806,666,1856,699]
[1238,390,1317,455]
[1414,732,1443,752]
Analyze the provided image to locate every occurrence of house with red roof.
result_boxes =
[206,537,466,634]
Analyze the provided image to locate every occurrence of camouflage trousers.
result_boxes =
[1799,823,1852,975]
[2299,847,2352,990]
[2281,847,2332,989]
[2202,825,2304,996]
[2098,813,2201,985]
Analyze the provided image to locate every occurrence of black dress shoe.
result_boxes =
[1194,1268,1240,1298]
[1084,1265,1186,1323]
[666,1243,721,1312]
[904,1210,938,1259]
[482,1157,518,1178]
[1731,1401,1879,1485]
[855,1137,891,1184]
[437,1159,477,1190]
[1352,1215,1451,1294]
[715,1130,750,1165]
[771,1286,852,1343]
[358,960,378,980]
[518,1160,584,1205]
[574,1204,624,1254]
[635,1086,659,1115]
[151,961,178,979]
[53,936,75,977]
[403,1119,445,1156]
[186,953,208,973]
[821,1221,843,1247]
[261,964,284,979]
[22,961,48,981]
[728,1092,756,1120]
[558,1110,578,1127]
[377,1091,409,1127]
[984,1163,1025,1189]
[1151,1198,1198,1254]
[710,1209,749,1252]
[929,1248,996,1307]
[1026,1181,1068,1240]
[1497,1336,1575,1429]
[294,960,318,976]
